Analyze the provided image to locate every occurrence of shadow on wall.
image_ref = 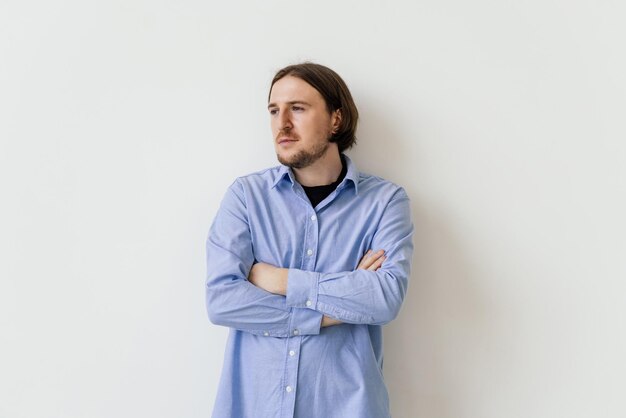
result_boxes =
[350,104,495,418]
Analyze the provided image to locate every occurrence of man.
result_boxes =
[205,63,414,418]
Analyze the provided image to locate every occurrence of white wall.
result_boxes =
[1,1,624,417]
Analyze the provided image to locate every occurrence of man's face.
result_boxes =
[268,76,339,169]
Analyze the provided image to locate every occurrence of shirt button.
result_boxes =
[305,300,312,307]
[293,329,299,336]
[289,350,295,356]
[286,386,293,393]
[310,215,317,221]
[263,331,269,336]
[306,249,313,256]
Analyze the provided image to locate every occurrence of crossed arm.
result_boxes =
[248,249,387,327]
[205,179,413,337]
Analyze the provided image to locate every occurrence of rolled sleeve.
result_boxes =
[286,268,320,309]
[288,307,323,336]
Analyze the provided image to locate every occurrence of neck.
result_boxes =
[293,146,343,187]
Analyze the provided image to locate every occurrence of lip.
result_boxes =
[278,138,297,145]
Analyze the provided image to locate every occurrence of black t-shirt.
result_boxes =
[301,154,348,208]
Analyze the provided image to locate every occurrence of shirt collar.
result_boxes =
[271,153,360,195]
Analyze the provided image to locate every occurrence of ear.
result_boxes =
[331,109,342,133]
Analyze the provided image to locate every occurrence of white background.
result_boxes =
[1,1,625,417]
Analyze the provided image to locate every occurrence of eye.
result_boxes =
[269,108,278,115]
[292,106,304,112]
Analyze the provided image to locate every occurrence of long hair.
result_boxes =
[269,63,359,152]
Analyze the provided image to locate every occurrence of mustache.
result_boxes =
[276,131,299,141]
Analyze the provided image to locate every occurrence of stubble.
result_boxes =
[277,140,330,169]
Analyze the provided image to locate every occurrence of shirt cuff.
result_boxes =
[286,268,320,309]
[288,307,323,336]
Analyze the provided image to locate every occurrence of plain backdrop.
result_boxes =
[1,1,625,417]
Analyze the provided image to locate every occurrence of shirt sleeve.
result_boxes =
[285,187,414,325]
[205,179,323,337]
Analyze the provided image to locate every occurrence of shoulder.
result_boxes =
[236,165,282,185]
[225,165,281,188]
[224,165,284,200]
[356,171,409,202]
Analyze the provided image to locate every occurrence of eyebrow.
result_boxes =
[267,100,312,109]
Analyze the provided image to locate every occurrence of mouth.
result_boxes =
[278,138,298,145]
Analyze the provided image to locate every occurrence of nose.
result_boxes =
[279,110,292,131]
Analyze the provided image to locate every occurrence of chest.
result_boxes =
[247,189,384,271]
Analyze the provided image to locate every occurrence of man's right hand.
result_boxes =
[321,249,386,328]
[356,249,387,271]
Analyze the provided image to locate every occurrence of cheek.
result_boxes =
[299,116,329,136]
[311,114,332,133]
[309,120,332,139]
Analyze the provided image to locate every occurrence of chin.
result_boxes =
[278,142,331,169]
[276,149,294,161]
[276,154,293,167]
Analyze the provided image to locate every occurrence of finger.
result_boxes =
[357,250,373,269]
[367,255,385,271]
[369,249,385,261]
[357,250,376,269]
[358,249,384,269]
[367,255,386,271]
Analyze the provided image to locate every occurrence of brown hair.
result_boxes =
[269,62,359,153]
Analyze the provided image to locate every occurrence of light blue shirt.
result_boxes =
[205,154,414,418]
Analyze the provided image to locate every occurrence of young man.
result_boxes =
[205,63,414,418]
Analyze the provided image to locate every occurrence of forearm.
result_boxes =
[206,273,323,337]
[248,263,343,328]
[287,267,409,325]
[248,263,289,295]
[248,264,407,326]
[321,315,342,327]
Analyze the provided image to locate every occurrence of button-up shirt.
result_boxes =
[205,154,414,418]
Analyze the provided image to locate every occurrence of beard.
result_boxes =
[277,139,330,169]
